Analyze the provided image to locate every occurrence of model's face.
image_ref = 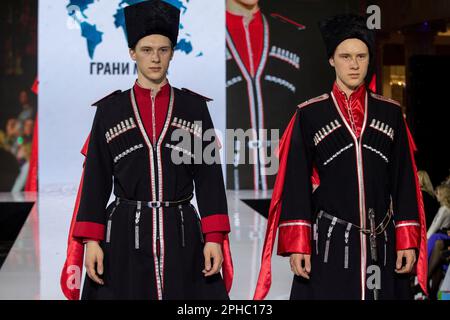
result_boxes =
[329,38,369,90]
[130,34,174,84]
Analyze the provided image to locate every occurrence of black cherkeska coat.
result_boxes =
[226,13,312,191]
[73,86,230,300]
[276,90,423,300]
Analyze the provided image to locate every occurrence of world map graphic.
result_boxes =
[67,0,201,60]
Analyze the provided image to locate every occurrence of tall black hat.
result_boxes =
[124,0,180,49]
[319,13,375,58]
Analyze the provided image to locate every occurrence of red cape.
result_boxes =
[60,135,90,300]
[404,119,427,296]
[253,114,296,300]
[60,136,234,299]
[253,113,427,300]
[25,76,39,192]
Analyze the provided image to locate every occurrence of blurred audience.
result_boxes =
[0,124,20,191]
[0,90,35,191]
[418,170,440,229]
[426,182,450,299]
[427,183,450,238]
[17,90,35,124]
[427,230,450,299]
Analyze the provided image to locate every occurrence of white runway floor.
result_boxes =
[0,189,292,300]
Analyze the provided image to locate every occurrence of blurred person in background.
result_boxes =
[4,118,20,156]
[425,183,450,298]
[418,170,439,229]
[0,129,20,191]
[427,183,450,239]
[17,89,35,124]
[427,229,450,299]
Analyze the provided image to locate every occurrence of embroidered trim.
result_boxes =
[105,118,137,143]
[331,90,369,300]
[270,13,306,30]
[363,144,389,163]
[395,222,420,228]
[171,117,202,138]
[254,14,270,191]
[165,143,195,159]
[323,143,354,166]
[370,92,401,107]
[297,93,329,109]
[129,87,175,300]
[155,88,175,296]
[369,119,394,140]
[226,76,243,88]
[226,30,259,190]
[279,222,311,228]
[225,14,270,191]
[313,120,342,146]
[113,144,143,163]
[269,45,300,69]
[264,75,296,93]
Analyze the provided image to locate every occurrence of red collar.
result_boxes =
[226,9,262,26]
[332,82,366,103]
[133,80,170,99]
[332,82,366,138]
[226,9,264,77]
[132,80,171,144]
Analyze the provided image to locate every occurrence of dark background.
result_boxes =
[0,0,37,128]
[260,0,450,186]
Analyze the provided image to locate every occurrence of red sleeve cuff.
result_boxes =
[73,221,105,241]
[395,220,420,251]
[201,214,230,234]
[277,220,312,256]
[205,232,224,244]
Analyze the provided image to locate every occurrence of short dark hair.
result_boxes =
[130,40,175,53]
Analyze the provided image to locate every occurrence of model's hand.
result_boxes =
[395,249,416,274]
[202,242,223,277]
[290,253,311,279]
[85,241,104,285]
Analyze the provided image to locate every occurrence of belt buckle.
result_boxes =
[149,201,161,208]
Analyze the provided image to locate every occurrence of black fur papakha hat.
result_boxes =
[125,0,180,49]
[319,13,375,58]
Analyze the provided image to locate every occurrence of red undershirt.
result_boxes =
[226,9,263,77]
[332,82,366,138]
[133,81,170,144]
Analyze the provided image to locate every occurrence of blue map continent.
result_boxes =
[67,0,103,59]
[80,22,104,59]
